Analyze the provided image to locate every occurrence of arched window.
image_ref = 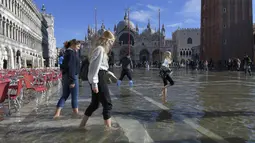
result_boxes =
[180,51,182,56]
[187,37,192,44]
[6,19,9,38]
[189,51,191,56]
[186,51,188,56]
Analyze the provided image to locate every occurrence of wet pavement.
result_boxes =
[0,68,255,143]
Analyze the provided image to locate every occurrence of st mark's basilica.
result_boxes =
[82,12,200,66]
[82,12,177,65]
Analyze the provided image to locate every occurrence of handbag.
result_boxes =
[104,71,118,84]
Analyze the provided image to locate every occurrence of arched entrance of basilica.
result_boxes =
[119,47,134,59]
[152,49,163,63]
[118,33,135,46]
[139,49,150,63]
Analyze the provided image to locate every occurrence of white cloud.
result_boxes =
[184,18,197,24]
[171,0,200,28]
[139,26,146,31]
[130,4,163,23]
[178,0,201,18]
[75,32,81,36]
[166,18,197,28]
[130,10,152,23]
[167,23,182,28]
[147,4,161,12]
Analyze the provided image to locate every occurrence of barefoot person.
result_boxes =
[80,30,115,129]
[159,51,174,104]
[53,39,81,118]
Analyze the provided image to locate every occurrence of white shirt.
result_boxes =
[162,59,172,68]
[88,46,109,88]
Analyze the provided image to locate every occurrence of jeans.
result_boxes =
[57,74,79,108]
[85,70,112,120]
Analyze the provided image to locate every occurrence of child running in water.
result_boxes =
[159,51,174,103]
[117,54,134,87]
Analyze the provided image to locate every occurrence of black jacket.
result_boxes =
[120,57,133,70]
[62,48,80,84]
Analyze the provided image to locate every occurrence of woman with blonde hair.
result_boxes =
[159,51,174,103]
[79,30,116,129]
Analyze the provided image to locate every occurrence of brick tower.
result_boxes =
[201,0,253,66]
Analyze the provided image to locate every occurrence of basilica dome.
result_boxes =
[116,12,136,33]
[141,20,156,35]
[142,28,156,35]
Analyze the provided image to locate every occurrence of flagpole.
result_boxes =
[128,8,130,56]
[95,8,97,37]
[159,9,161,62]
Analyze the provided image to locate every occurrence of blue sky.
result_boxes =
[34,0,254,47]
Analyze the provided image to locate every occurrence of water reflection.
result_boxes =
[197,72,255,142]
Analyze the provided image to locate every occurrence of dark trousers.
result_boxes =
[163,74,174,86]
[245,66,252,76]
[119,69,132,81]
[85,70,112,120]
[160,67,174,86]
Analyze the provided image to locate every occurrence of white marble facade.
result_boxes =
[0,0,56,69]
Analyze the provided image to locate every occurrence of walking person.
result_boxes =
[237,58,241,71]
[159,51,174,104]
[53,39,81,119]
[117,54,134,87]
[244,55,252,76]
[79,31,115,129]
[204,60,208,71]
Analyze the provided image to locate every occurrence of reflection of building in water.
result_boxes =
[82,12,177,64]
[0,2,56,69]
[197,75,253,140]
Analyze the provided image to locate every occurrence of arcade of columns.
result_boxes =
[0,0,57,69]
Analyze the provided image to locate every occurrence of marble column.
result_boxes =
[41,57,44,68]
[13,49,16,69]
[32,56,34,68]
[0,46,3,69]
[37,57,40,68]
[24,56,27,68]
[18,56,21,69]
[7,47,14,69]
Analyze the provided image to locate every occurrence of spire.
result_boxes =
[114,24,117,32]
[136,23,139,32]
[41,4,46,13]
[147,19,151,29]
[124,11,128,20]
[161,24,165,32]
[87,25,91,34]
[101,22,105,30]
